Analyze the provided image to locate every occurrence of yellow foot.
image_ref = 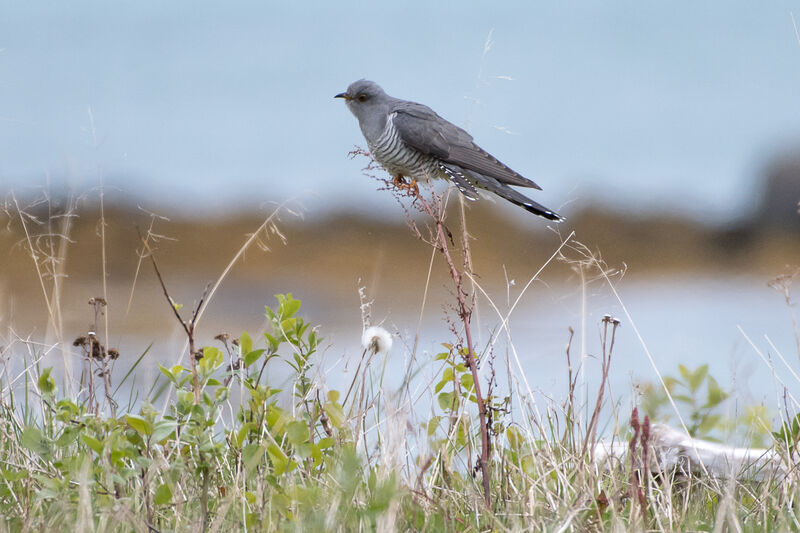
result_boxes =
[392,175,419,195]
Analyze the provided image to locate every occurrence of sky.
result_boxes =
[1,1,799,222]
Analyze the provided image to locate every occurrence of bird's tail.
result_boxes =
[475,173,563,222]
[440,163,563,221]
[505,191,563,221]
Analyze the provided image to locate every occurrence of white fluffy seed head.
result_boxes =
[362,326,392,355]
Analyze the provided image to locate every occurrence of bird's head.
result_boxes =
[335,80,389,123]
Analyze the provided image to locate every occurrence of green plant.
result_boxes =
[640,364,728,438]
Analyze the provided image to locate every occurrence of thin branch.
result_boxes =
[137,227,199,403]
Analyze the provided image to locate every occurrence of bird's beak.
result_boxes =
[334,92,351,101]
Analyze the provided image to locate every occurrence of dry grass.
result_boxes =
[0,188,798,531]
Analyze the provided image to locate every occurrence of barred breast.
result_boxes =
[368,113,442,180]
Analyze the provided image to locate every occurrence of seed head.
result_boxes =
[362,326,392,355]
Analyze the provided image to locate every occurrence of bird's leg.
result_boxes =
[407,177,419,196]
[392,174,420,196]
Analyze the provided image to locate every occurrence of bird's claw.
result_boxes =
[393,175,419,196]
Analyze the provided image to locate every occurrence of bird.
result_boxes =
[335,79,562,221]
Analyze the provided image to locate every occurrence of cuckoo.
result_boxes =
[336,80,562,221]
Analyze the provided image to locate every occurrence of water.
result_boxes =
[4,274,798,430]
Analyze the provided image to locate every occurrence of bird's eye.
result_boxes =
[357,93,368,102]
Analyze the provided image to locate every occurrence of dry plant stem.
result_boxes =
[768,272,800,364]
[582,317,619,462]
[138,232,202,403]
[93,299,117,417]
[412,187,491,507]
[11,193,73,388]
[97,189,115,417]
[563,327,577,450]
[86,336,97,415]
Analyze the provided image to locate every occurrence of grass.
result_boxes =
[1,187,799,532]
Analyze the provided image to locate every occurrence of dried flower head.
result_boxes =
[361,326,392,355]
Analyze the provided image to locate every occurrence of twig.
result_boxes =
[137,228,201,403]
[582,315,620,462]
[410,186,493,507]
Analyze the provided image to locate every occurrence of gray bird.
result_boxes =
[335,80,562,221]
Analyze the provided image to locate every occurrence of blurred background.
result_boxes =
[1,1,799,411]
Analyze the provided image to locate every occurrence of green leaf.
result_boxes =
[151,420,177,442]
[240,331,253,355]
[699,414,722,434]
[1,468,27,482]
[705,376,728,406]
[242,443,264,473]
[55,399,80,421]
[55,426,80,448]
[437,392,454,411]
[295,442,312,459]
[688,364,708,393]
[265,333,280,352]
[267,444,288,475]
[235,423,254,448]
[199,347,223,374]
[673,394,694,405]
[310,443,322,466]
[154,483,172,505]
[434,379,447,394]
[678,364,692,384]
[280,318,297,333]
[215,386,229,404]
[159,364,176,384]
[265,404,285,429]
[455,421,467,447]
[126,414,153,437]
[21,427,48,456]
[286,421,308,445]
[82,434,104,454]
[427,416,441,437]
[325,402,345,428]
[441,367,454,382]
[327,390,340,403]
[506,426,522,451]
[282,296,301,319]
[37,367,56,395]
[434,352,449,361]
[663,376,680,392]
[244,349,266,367]
[317,437,334,449]
[460,374,474,390]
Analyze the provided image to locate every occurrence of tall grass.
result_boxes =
[0,189,797,532]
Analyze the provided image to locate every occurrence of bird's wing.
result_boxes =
[391,101,542,190]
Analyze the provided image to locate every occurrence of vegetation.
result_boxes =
[1,186,798,532]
